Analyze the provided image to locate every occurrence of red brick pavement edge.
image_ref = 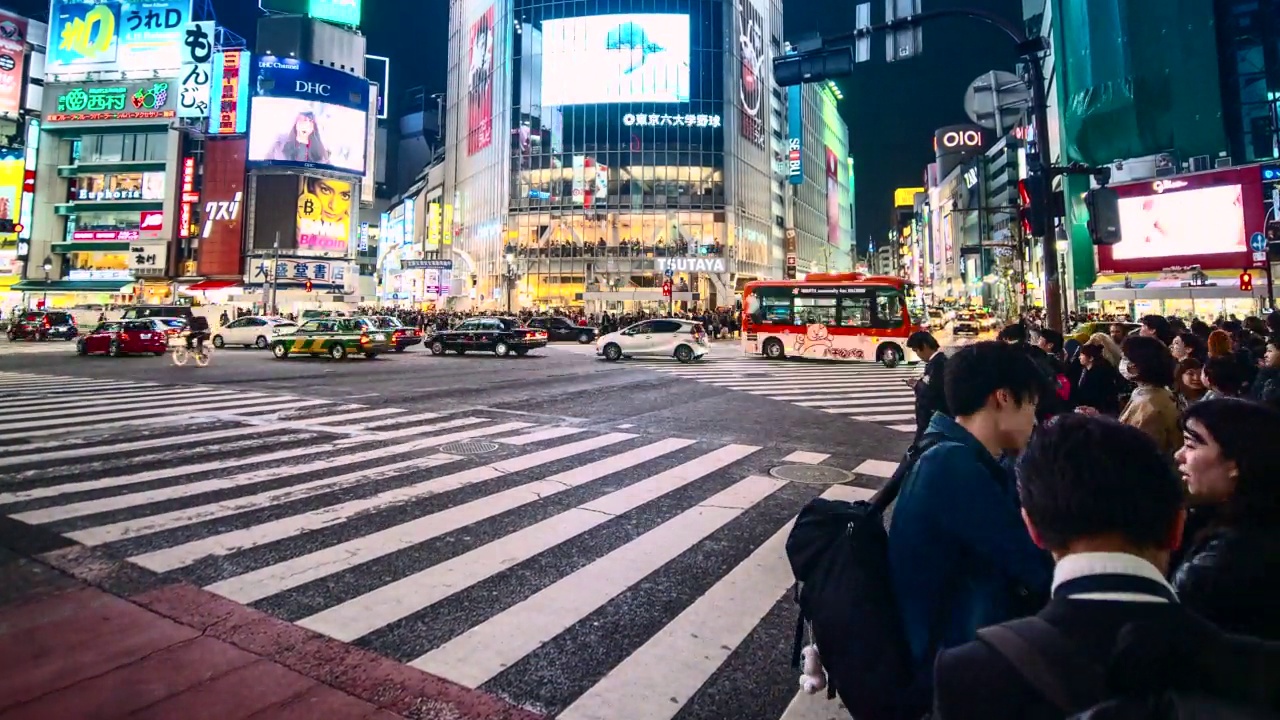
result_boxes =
[0,543,548,720]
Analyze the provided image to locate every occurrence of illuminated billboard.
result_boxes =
[297,175,351,255]
[47,0,193,73]
[209,50,250,134]
[0,150,21,244]
[541,13,690,105]
[44,80,176,123]
[0,12,28,118]
[1114,184,1247,261]
[247,56,369,176]
[310,0,360,26]
[466,5,494,155]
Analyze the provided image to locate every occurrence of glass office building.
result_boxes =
[444,0,781,312]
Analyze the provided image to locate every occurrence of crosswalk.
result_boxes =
[0,369,904,720]
[616,356,922,433]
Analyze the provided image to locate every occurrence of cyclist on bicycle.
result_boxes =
[186,314,211,351]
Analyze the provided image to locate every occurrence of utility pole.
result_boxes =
[267,232,280,315]
[774,6,1065,332]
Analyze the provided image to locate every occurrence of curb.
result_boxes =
[6,540,545,720]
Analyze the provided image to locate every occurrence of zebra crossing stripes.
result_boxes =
[0,371,903,720]
[620,358,923,432]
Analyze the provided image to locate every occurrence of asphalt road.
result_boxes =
[0,338,916,720]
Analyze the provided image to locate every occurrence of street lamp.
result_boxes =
[503,253,517,314]
[40,256,52,309]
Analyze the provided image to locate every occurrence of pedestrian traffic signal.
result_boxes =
[304,280,313,293]
[1240,271,1253,292]
[1085,187,1122,245]
[1017,177,1046,238]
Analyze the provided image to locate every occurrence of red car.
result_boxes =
[76,320,169,357]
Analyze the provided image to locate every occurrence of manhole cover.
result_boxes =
[769,464,853,485]
[439,440,501,455]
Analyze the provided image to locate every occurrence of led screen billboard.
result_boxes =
[310,0,360,26]
[48,0,192,73]
[1114,184,1247,261]
[297,175,351,255]
[247,56,370,176]
[466,5,494,155]
[0,12,28,118]
[541,13,690,105]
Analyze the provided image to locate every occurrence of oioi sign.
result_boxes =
[937,128,983,150]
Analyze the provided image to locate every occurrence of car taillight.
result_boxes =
[120,332,131,341]
[43,318,50,327]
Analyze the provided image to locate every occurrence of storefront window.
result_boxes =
[74,133,169,163]
[73,210,147,231]
[70,172,166,201]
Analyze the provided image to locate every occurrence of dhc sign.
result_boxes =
[656,257,727,273]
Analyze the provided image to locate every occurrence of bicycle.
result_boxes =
[172,332,214,367]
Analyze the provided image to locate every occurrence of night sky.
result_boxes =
[13,0,1020,255]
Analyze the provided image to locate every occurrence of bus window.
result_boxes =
[873,288,906,329]
[747,287,793,324]
[794,296,837,326]
[838,296,874,327]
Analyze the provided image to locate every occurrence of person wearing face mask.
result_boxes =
[1116,335,1181,455]
[1172,398,1280,641]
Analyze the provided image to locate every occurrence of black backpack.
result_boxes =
[978,618,1280,720]
[785,434,947,720]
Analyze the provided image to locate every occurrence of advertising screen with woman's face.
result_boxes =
[248,97,368,176]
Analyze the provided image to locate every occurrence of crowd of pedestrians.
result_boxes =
[798,312,1280,719]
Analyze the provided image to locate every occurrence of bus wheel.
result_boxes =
[763,338,785,360]
[879,344,902,368]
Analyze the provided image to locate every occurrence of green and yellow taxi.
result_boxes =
[270,317,389,360]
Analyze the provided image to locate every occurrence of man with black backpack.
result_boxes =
[933,413,1280,719]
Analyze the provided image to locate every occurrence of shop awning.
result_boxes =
[11,280,134,293]
[185,280,240,291]
[51,242,131,253]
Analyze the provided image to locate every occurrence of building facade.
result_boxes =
[785,79,854,276]
[0,9,44,311]
[443,0,786,313]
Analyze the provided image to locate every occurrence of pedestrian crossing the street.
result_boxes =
[618,357,923,433]
[0,369,901,720]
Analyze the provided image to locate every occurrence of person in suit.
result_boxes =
[932,413,1280,719]
[905,330,948,446]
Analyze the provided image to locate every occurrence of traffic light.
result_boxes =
[1017,176,1046,237]
[1085,187,1122,245]
[773,47,856,87]
[304,280,313,293]
[1240,270,1253,292]
[0,219,23,233]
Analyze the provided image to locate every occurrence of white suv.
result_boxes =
[596,318,710,363]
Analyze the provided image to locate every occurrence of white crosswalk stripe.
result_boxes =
[611,356,922,432]
[0,341,79,356]
[0,369,902,720]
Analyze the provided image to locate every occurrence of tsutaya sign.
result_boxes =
[623,113,722,128]
[656,256,727,273]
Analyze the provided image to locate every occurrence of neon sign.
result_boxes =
[178,157,196,238]
[49,82,175,122]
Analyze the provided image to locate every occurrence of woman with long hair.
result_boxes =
[1071,343,1125,416]
[1086,331,1122,367]
[1175,357,1207,407]
[1173,398,1280,640]
[267,111,330,164]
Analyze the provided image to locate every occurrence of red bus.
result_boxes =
[740,273,925,367]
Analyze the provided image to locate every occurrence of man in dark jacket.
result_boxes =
[888,341,1053,697]
[933,414,1280,719]
[906,330,948,446]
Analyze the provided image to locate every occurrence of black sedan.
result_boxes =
[367,315,424,352]
[7,311,78,341]
[525,316,597,343]
[427,317,548,357]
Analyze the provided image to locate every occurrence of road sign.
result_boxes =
[1251,232,1267,252]
[664,268,674,279]
[885,0,922,62]
[964,70,1031,133]
[1253,251,1267,263]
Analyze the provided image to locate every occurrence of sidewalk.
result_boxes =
[0,545,545,720]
